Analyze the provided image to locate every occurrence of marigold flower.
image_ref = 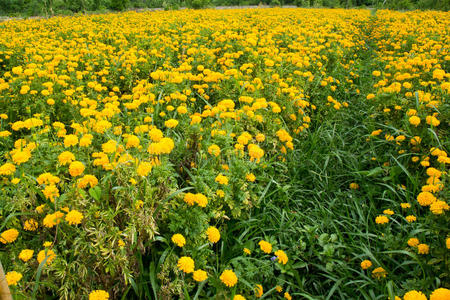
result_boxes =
[89,290,109,300]
[137,162,152,177]
[69,161,85,177]
[407,238,420,247]
[21,218,37,231]
[408,116,421,126]
[372,267,387,279]
[406,215,417,223]
[65,210,84,225]
[193,269,208,282]
[375,215,389,224]
[220,269,237,287]
[64,134,78,147]
[206,226,220,243]
[243,248,251,255]
[417,191,437,206]
[208,144,221,157]
[417,243,429,254]
[177,256,195,273]
[430,288,450,300]
[0,228,19,244]
[430,200,449,215]
[19,249,34,262]
[360,260,372,269]
[284,292,292,300]
[349,182,359,189]
[258,240,272,254]
[194,193,208,207]
[37,249,56,265]
[403,291,427,300]
[171,234,186,247]
[12,150,31,165]
[234,295,246,300]
[215,174,229,185]
[6,271,22,286]
[401,203,411,209]
[58,151,75,165]
[274,249,288,265]
[255,284,263,297]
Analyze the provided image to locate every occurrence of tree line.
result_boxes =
[0,0,448,17]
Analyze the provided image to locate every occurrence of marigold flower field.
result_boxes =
[0,7,449,300]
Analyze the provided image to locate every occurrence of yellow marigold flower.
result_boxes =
[77,175,98,189]
[383,209,394,215]
[19,249,34,262]
[69,161,85,177]
[194,193,208,207]
[208,144,221,157]
[276,285,283,292]
[246,173,256,182]
[258,240,272,254]
[220,269,237,287]
[126,135,140,149]
[255,284,263,297]
[430,288,450,300]
[64,134,78,147]
[243,248,251,255]
[403,291,427,300]
[0,228,19,244]
[426,115,440,127]
[406,215,417,223]
[37,249,56,265]
[417,243,429,254]
[234,296,246,300]
[360,260,372,270]
[401,203,411,209]
[255,133,265,142]
[36,204,46,214]
[408,116,421,127]
[0,162,16,175]
[79,134,93,147]
[5,271,22,286]
[248,144,264,162]
[366,94,375,100]
[43,241,52,247]
[43,211,64,228]
[408,238,420,247]
[206,226,220,243]
[349,182,359,189]
[177,256,195,274]
[42,184,60,201]
[446,237,450,249]
[375,215,389,224]
[24,219,38,231]
[430,200,449,215]
[137,162,152,177]
[65,210,84,225]
[371,129,382,136]
[184,193,196,206]
[274,249,288,265]
[12,150,31,165]
[58,151,75,165]
[102,140,117,153]
[165,119,179,128]
[410,136,422,146]
[417,191,437,206]
[171,234,186,247]
[193,269,208,282]
[215,174,229,185]
[372,267,387,279]
[284,292,292,300]
[89,290,109,300]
